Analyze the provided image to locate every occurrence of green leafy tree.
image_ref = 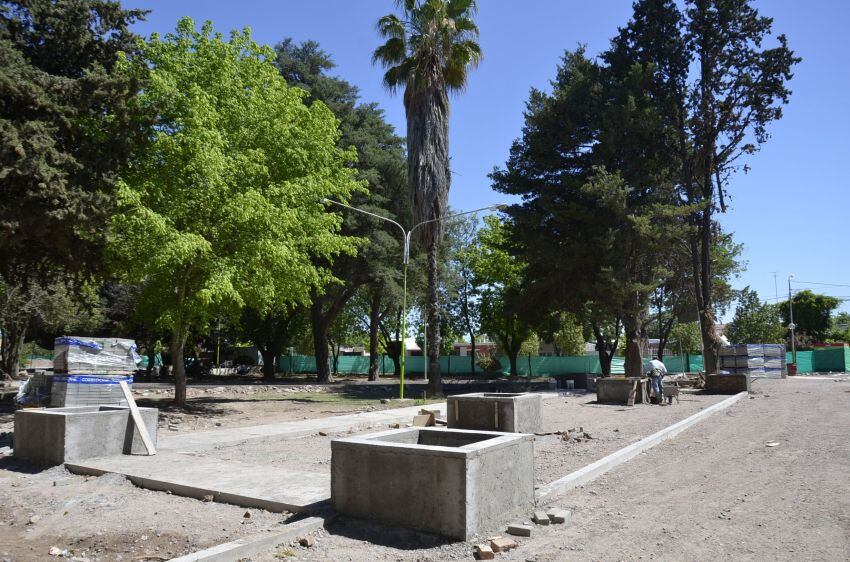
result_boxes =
[373,0,482,395]
[444,216,482,374]
[549,313,586,357]
[275,38,409,383]
[726,287,784,344]
[109,19,359,406]
[0,0,147,376]
[470,216,535,377]
[668,321,703,355]
[779,290,840,343]
[650,227,744,358]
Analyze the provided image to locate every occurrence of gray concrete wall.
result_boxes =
[447,393,542,433]
[14,406,158,465]
[331,428,534,540]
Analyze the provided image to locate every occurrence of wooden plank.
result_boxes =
[627,380,637,407]
[118,380,156,455]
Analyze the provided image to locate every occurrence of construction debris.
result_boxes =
[506,523,532,537]
[546,508,572,524]
[489,536,518,552]
[532,511,550,525]
[474,543,496,559]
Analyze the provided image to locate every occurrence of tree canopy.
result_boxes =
[726,288,784,345]
[109,18,360,404]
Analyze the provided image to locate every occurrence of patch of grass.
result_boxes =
[273,548,296,558]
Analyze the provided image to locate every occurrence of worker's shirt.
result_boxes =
[645,359,667,378]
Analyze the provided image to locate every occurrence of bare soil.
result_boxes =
[251,377,850,561]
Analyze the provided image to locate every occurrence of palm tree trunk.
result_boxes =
[426,242,442,395]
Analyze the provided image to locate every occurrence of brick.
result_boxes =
[546,508,572,524]
[533,511,550,525]
[506,523,532,537]
[474,544,495,560]
[489,537,518,552]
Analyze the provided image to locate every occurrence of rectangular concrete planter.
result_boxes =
[705,373,750,394]
[596,377,647,405]
[331,427,534,540]
[447,392,542,433]
[14,405,158,466]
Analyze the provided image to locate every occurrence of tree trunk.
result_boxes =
[368,290,381,381]
[469,334,476,377]
[259,347,278,380]
[623,317,644,378]
[508,351,519,378]
[171,333,187,407]
[426,242,442,396]
[598,350,613,377]
[311,302,333,383]
[0,323,26,379]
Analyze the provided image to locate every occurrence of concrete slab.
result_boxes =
[67,452,330,513]
[158,402,447,452]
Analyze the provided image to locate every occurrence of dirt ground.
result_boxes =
[1,377,848,561]
[0,463,292,561]
[252,377,850,561]
[202,389,728,488]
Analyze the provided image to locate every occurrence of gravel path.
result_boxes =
[259,377,850,561]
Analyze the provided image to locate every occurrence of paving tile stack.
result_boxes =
[51,337,140,407]
[719,343,786,378]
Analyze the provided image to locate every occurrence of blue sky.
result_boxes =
[129,1,850,318]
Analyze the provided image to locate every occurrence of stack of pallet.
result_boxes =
[719,344,786,378]
[51,337,140,407]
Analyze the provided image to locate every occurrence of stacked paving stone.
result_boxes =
[51,336,139,407]
[719,343,786,378]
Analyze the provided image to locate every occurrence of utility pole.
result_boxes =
[788,274,797,366]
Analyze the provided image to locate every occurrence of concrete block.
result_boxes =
[533,511,550,525]
[331,427,535,540]
[596,377,647,405]
[546,508,571,524]
[705,373,750,394]
[13,405,158,465]
[507,523,532,537]
[447,392,542,433]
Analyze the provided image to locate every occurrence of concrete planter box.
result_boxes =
[705,373,750,394]
[14,405,158,466]
[447,392,542,433]
[331,427,534,539]
[596,377,647,404]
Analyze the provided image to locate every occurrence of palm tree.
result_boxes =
[373,0,481,396]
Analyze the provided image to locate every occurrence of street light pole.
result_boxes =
[323,199,504,398]
[788,274,797,365]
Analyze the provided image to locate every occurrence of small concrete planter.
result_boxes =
[447,392,542,433]
[331,427,534,539]
[14,405,158,466]
[596,377,647,405]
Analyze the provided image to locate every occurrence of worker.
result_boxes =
[644,356,667,404]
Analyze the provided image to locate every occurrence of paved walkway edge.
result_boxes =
[167,516,326,562]
[535,391,748,504]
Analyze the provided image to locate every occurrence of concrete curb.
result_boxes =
[535,391,748,503]
[167,516,326,562]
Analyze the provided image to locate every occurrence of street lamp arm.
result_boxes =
[407,204,505,239]
[322,198,407,238]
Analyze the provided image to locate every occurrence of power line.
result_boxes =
[793,280,850,288]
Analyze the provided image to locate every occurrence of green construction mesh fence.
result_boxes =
[276,353,704,376]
